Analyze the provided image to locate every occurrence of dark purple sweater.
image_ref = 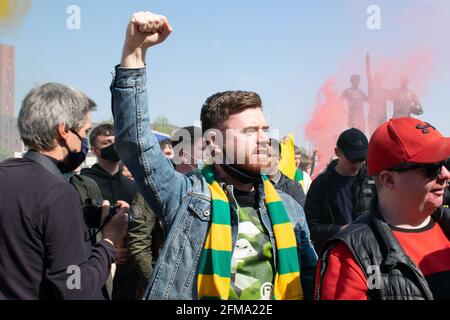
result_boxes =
[0,157,117,299]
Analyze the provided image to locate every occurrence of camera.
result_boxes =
[82,199,126,229]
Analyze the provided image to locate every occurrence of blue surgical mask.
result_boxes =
[183,151,204,170]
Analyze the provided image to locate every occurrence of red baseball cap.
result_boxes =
[367,117,450,175]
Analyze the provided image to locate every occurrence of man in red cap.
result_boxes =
[314,117,450,300]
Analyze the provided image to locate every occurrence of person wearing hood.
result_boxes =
[81,123,137,205]
[304,128,376,253]
[81,123,138,300]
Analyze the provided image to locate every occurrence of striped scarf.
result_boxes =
[197,165,303,300]
[294,168,305,191]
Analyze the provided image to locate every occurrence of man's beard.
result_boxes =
[217,140,270,176]
[231,153,270,176]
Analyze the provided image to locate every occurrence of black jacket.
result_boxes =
[317,201,450,300]
[304,159,376,252]
[81,163,138,300]
[81,164,137,204]
[273,172,306,208]
[0,152,117,299]
[68,173,113,300]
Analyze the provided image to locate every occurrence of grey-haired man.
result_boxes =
[0,83,128,299]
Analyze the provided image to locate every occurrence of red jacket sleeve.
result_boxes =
[315,241,368,300]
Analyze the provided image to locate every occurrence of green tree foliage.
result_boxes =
[152,116,172,135]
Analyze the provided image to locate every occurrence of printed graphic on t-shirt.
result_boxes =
[229,206,275,300]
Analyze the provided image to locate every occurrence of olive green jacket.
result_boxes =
[128,192,165,288]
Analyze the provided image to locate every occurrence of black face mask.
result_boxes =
[220,164,260,185]
[59,131,89,174]
[100,143,120,162]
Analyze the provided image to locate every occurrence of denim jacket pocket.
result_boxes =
[187,194,211,222]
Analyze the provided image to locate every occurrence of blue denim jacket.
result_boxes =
[111,66,318,300]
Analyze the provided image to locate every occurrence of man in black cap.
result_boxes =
[304,128,376,253]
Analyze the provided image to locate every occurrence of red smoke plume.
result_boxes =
[304,79,348,177]
[304,48,434,179]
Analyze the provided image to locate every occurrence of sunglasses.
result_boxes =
[389,159,450,180]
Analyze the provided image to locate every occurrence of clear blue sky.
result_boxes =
[1,0,449,146]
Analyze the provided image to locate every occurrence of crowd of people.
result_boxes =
[0,11,449,300]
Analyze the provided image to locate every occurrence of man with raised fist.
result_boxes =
[111,11,317,300]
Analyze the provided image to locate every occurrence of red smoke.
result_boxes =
[369,49,433,96]
[304,47,434,179]
[304,79,348,177]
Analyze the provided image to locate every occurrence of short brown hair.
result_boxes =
[90,123,114,147]
[299,156,313,172]
[200,91,262,133]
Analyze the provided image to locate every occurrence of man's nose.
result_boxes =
[439,164,450,180]
[257,128,269,145]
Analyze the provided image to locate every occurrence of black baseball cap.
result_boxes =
[336,128,368,161]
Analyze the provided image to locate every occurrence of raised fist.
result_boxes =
[121,11,172,67]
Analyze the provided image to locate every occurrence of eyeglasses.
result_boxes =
[389,159,450,180]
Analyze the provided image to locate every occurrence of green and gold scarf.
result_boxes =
[294,168,305,191]
[197,165,303,300]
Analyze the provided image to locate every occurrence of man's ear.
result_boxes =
[379,170,397,191]
[91,145,100,157]
[334,147,341,158]
[56,123,70,144]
